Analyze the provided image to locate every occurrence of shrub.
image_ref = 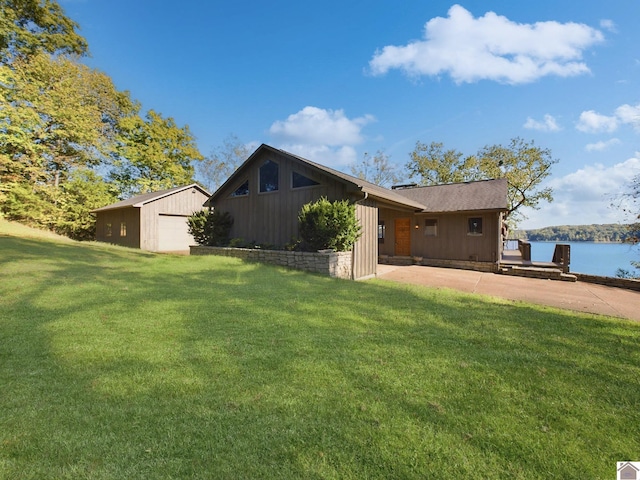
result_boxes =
[187,210,234,246]
[298,197,361,252]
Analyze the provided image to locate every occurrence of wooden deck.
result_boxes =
[500,249,563,269]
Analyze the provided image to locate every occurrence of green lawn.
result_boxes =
[1,220,639,479]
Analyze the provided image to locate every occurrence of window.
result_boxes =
[259,160,279,192]
[230,180,249,197]
[292,171,320,188]
[120,222,127,237]
[424,219,438,236]
[468,217,483,235]
[378,220,385,243]
[106,223,112,237]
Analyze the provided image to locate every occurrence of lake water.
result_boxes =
[529,241,639,277]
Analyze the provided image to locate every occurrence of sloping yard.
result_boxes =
[1,221,639,479]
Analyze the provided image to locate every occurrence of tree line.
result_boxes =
[514,224,632,243]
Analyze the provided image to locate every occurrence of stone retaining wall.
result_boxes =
[379,255,498,273]
[574,273,640,291]
[190,246,353,280]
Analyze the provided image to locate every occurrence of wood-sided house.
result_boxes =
[93,184,210,252]
[204,144,508,279]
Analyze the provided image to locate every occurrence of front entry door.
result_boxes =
[395,218,411,256]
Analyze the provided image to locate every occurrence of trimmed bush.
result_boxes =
[298,197,361,252]
[187,210,233,246]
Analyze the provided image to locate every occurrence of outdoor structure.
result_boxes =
[93,184,210,252]
[203,144,508,279]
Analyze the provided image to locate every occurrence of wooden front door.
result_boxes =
[394,218,411,256]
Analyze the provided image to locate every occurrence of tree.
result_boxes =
[196,134,250,192]
[0,53,133,228]
[475,138,556,225]
[407,138,556,226]
[406,141,479,185]
[349,150,400,187]
[56,168,118,240]
[110,110,204,197]
[0,0,88,63]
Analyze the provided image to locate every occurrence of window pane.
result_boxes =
[292,171,320,188]
[468,217,483,235]
[230,180,249,197]
[259,160,279,192]
[424,219,437,236]
[378,221,385,243]
[120,222,127,237]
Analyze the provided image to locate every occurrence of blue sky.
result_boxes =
[61,0,640,229]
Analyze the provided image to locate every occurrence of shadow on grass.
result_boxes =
[1,235,639,478]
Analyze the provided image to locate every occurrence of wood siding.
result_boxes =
[95,207,141,248]
[379,208,502,262]
[212,149,356,247]
[94,187,209,251]
[139,188,209,251]
[353,201,378,279]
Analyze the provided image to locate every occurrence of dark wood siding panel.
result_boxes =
[378,208,501,261]
[412,212,500,261]
[213,150,351,247]
[95,207,140,248]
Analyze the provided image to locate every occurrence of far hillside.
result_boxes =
[513,224,632,243]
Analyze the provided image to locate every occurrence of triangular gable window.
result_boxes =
[230,180,249,197]
[292,171,320,189]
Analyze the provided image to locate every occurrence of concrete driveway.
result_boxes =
[376,264,640,322]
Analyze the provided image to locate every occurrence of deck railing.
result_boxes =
[504,239,531,261]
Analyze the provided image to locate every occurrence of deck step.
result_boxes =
[500,265,577,282]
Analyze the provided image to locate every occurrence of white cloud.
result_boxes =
[615,103,640,132]
[519,155,640,228]
[600,19,617,33]
[369,4,604,84]
[523,114,561,132]
[576,110,618,133]
[269,107,375,167]
[576,103,640,133]
[277,144,358,167]
[585,138,620,152]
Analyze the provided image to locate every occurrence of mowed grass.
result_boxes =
[1,221,639,479]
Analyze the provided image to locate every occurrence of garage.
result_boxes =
[158,214,194,252]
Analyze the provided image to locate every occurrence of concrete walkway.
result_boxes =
[376,264,640,322]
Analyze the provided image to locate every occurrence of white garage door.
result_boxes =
[157,215,194,252]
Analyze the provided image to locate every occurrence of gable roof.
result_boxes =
[394,178,508,213]
[206,144,426,211]
[92,184,210,213]
[205,144,508,214]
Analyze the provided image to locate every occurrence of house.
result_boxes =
[93,184,210,252]
[619,462,640,480]
[203,144,508,279]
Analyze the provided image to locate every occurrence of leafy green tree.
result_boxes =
[407,138,556,226]
[406,141,479,185]
[298,197,362,252]
[56,169,118,240]
[110,110,203,197]
[196,134,250,192]
[1,53,132,182]
[0,53,132,228]
[0,0,88,63]
[349,150,400,187]
[474,138,556,225]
